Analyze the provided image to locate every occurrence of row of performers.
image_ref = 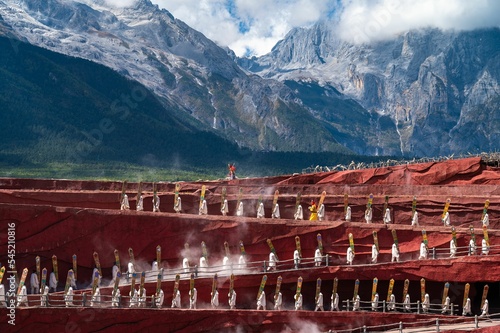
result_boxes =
[11,275,490,319]
[14,227,491,297]
[119,193,492,227]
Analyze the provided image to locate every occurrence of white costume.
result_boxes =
[90,287,101,307]
[121,194,130,210]
[353,295,360,311]
[49,272,57,292]
[30,271,40,294]
[442,296,450,314]
[293,249,301,269]
[171,289,181,308]
[153,194,160,212]
[182,258,190,273]
[228,290,236,309]
[463,297,472,316]
[294,205,304,220]
[411,211,419,226]
[480,299,489,318]
[346,247,354,265]
[199,257,208,271]
[174,197,182,213]
[0,285,6,307]
[450,239,457,258]
[371,244,378,264]
[222,256,230,270]
[65,287,74,307]
[152,260,159,273]
[391,243,400,262]
[383,208,391,224]
[481,239,490,255]
[314,248,322,266]
[40,286,49,306]
[189,288,197,309]
[111,289,121,307]
[387,294,396,311]
[199,199,207,215]
[371,293,379,311]
[272,203,280,219]
[331,293,339,311]
[294,293,303,310]
[129,289,138,307]
[419,242,428,260]
[482,213,489,227]
[422,293,430,313]
[221,199,229,216]
[257,290,266,310]
[16,285,28,307]
[469,239,476,256]
[136,195,143,211]
[317,204,325,221]
[155,289,164,308]
[267,252,277,271]
[211,290,219,308]
[274,292,283,310]
[257,202,265,218]
[403,294,411,312]
[138,287,147,307]
[315,292,324,311]
[127,262,135,277]
[365,207,372,223]
[345,206,351,222]
[238,255,246,268]
[442,211,451,226]
[236,202,244,217]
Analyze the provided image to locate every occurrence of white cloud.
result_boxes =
[337,0,500,44]
[149,0,500,56]
[151,0,331,57]
[103,0,137,7]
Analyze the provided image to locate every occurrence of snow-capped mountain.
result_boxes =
[0,0,351,153]
[240,22,500,156]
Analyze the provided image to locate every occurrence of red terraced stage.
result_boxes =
[1,157,499,332]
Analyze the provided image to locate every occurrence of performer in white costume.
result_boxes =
[383,208,391,224]
[121,194,130,210]
[221,199,229,216]
[257,202,265,218]
[345,206,351,222]
[365,207,373,223]
[371,244,379,264]
[271,203,280,219]
[136,194,143,211]
[314,248,322,267]
[30,269,39,294]
[317,204,325,221]
[236,201,244,217]
[391,243,400,262]
[411,211,419,226]
[294,205,304,220]
[174,197,182,213]
[371,293,379,311]
[189,287,197,309]
[171,289,181,308]
[315,292,324,311]
[257,290,266,310]
[228,290,236,309]
[294,292,303,310]
[331,292,339,311]
[346,247,354,265]
[419,241,428,260]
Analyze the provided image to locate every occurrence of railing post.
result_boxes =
[363,325,367,332]
[475,315,479,328]
[195,265,198,278]
[436,318,440,332]
[326,254,329,266]
[263,260,266,272]
[399,321,403,333]
[118,294,122,308]
[82,293,87,307]
[417,300,420,314]
[432,247,436,259]
[383,300,386,313]
[346,299,350,311]
[451,303,454,316]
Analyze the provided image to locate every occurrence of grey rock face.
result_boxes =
[241,22,500,157]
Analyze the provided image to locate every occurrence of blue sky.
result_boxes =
[144,0,500,57]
